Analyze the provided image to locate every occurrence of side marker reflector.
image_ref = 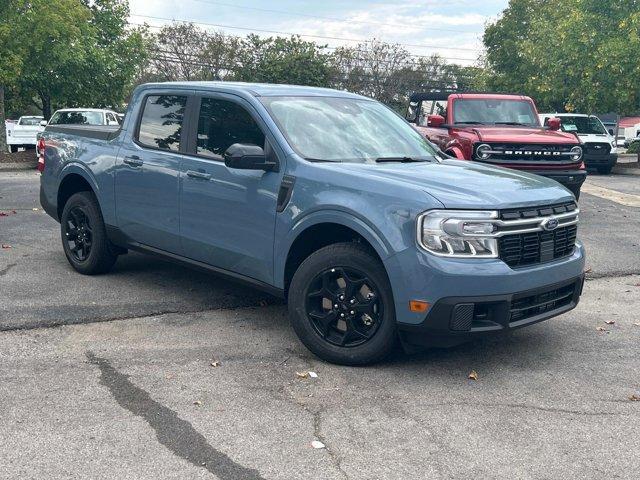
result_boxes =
[409,300,430,313]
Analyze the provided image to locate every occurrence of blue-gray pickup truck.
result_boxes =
[39,82,585,365]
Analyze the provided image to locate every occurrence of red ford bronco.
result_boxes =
[406,92,586,198]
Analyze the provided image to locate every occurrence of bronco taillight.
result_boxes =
[37,138,45,172]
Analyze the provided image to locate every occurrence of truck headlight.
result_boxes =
[570,146,583,161]
[475,144,492,160]
[417,210,499,257]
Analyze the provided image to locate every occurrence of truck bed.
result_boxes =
[45,124,121,141]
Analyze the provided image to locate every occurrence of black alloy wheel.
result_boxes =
[305,266,383,347]
[64,206,93,262]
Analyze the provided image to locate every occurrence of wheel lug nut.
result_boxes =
[334,304,338,309]
[340,313,345,318]
[350,310,355,315]
[350,299,355,304]
[339,295,344,300]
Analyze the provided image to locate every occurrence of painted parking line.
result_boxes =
[582,182,640,207]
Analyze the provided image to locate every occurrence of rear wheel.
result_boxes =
[288,243,397,365]
[60,192,117,275]
[9,145,18,153]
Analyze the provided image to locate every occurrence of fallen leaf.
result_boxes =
[596,326,609,333]
[311,440,326,449]
[629,394,640,402]
[296,371,309,379]
[584,267,592,274]
[193,400,202,406]
[468,370,478,381]
[210,360,221,367]
[32,207,38,211]
[1,244,11,249]
[604,320,615,325]
[633,323,640,327]
[308,371,318,378]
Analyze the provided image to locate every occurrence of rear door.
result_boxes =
[114,92,191,253]
[179,93,283,284]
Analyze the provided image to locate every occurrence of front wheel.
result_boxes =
[288,243,397,365]
[9,145,18,153]
[60,191,118,275]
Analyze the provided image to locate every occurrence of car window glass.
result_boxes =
[196,98,265,159]
[49,111,104,125]
[137,95,187,151]
[18,118,42,126]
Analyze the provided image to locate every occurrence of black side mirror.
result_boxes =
[608,129,614,136]
[223,143,278,171]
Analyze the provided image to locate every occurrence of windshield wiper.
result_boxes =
[454,121,484,125]
[375,156,430,163]
[494,122,528,126]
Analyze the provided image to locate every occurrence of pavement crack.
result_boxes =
[85,351,265,480]
[310,407,349,480]
[0,263,16,276]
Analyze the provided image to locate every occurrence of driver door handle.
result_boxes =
[123,155,143,167]
[186,170,212,180]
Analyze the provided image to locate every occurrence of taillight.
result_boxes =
[37,138,45,172]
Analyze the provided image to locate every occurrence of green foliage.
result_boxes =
[483,0,640,115]
[232,35,333,87]
[2,0,146,118]
[627,140,640,154]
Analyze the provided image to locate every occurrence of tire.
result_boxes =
[597,166,613,175]
[288,242,397,365]
[60,191,117,275]
[9,145,18,153]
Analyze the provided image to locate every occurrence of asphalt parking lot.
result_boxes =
[1,169,639,479]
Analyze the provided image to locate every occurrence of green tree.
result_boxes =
[484,0,640,114]
[0,0,27,151]
[233,35,333,86]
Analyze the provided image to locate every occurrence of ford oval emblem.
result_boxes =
[543,218,559,231]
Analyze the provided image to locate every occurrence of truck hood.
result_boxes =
[337,159,574,209]
[461,126,579,144]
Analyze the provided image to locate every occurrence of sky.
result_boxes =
[128,0,510,65]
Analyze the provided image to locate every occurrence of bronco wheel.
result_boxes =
[288,243,397,365]
[61,191,117,275]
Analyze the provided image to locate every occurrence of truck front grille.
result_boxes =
[477,143,578,163]
[584,143,611,156]
[497,202,578,267]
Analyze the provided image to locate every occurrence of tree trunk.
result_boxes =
[0,86,7,153]
[40,92,52,120]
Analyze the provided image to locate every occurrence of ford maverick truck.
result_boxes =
[406,92,586,198]
[39,82,585,365]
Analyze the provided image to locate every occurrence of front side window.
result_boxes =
[196,98,265,158]
[137,95,187,152]
[453,99,538,126]
[49,111,104,125]
[261,96,438,163]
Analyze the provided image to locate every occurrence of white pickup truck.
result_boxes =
[539,113,618,174]
[6,116,45,152]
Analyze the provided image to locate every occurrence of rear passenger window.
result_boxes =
[197,98,265,159]
[137,95,187,151]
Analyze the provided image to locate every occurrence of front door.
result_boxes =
[114,93,189,253]
[179,94,282,284]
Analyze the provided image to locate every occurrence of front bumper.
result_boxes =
[398,275,584,347]
[533,169,586,192]
[384,241,585,345]
[584,153,617,169]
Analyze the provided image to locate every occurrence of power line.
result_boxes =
[129,13,482,53]
[186,0,481,35]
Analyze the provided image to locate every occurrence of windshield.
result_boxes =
[260,96,439,163]
[49,111,104,125]
[18,117,42,126]
[554,116,607,135]
[453,99,539,126]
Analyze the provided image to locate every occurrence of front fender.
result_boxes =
[273,208,394,288]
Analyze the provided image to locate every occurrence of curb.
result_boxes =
[0,162,38,172]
